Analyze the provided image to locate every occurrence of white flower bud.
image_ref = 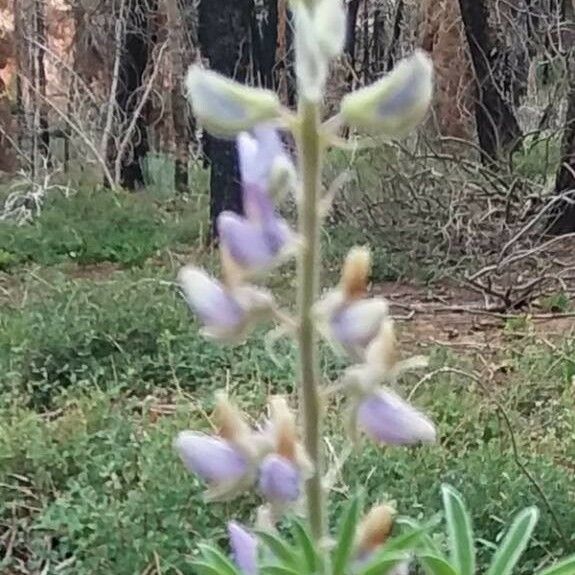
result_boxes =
[340,50,433,137]
[294,5,328,102]
[315,0,346,59]
[185,66,282,137]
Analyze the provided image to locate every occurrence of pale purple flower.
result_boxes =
[357,391,436,445]
[175,432,249,483]
[329,299,389,357]
[228,522,259,575]
[217,128,296,273]
[178,266,245,336]
[238,127,286,193]
[218,212,293,270]
[258,454,301,503]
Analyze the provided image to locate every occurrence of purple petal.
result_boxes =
[228,522,259,575]
[218,212,292,270]
[330,300,389,349]
[237,127,286,191]
[175,432,249,483]
[178,267,245,329]
[242,183,277,223]
[258,454,301,503]
[358,392,436,445]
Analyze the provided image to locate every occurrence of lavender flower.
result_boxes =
[217,128,296,274]
[357,391,436,445]
[255,397,311,507]
[329,299,390,359]
[174,432,249,483]
[315,247,389,359]
[178,266,274,343]
[228,521,259,575]
[258,453,301,503]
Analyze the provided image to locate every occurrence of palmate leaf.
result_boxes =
[332,493,363,575]
[486,507,539,575]
[441,484,476,575]
[357,550,411,575]
[255,529,302,572]
[191,561,234,575]
[290,518,322,573]
[197,544,242,575]
[419,552,458,575]
[537,555,575,575]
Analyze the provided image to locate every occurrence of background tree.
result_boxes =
[197,0,252,234]
[549,1,575,234]
[458,0,522,163]
[113,0,157,190]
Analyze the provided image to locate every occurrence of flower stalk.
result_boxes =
[296,99,325,541]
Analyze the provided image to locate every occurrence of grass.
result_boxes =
[0,170,574,573]
[0,186,208,270]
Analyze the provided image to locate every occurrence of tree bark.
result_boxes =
[114,0,154,190]
[0,25,16,174]
[251,0,278,89]
[458,0,522,164]
[198,0,252,235]
[344,0,361,67]
[32,0,49,173]
[548,3,575,235]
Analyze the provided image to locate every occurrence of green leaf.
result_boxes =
[486,507,539,575]
[442,484,476,575]
[537,555,575,575]
[291,518,321,572]
[419,553,458,575]
[396,516,442,553]
[197,544,241,575]
[332,493,363,575]
[384,523,432,553]
[260,566,300,575]
[256,530,301,571]
[357,550,410,575]
[191,561,229,575]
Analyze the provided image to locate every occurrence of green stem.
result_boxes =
[296,100,325,541]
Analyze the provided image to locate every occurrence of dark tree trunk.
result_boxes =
[252,0,278,88]
[371,7,385,77]
[458,0,522,164]
[345,0,361,67]
[198,0,252,235]
[114,0,154,190]
[549,6,575,236]
[167,0,192,194]
[386,0,404,71]
[35,0,49,163]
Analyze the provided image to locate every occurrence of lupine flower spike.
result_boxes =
[174,394,259,501]
[314,247,389,360]
[178,265,274,343]
[217,127,298,275]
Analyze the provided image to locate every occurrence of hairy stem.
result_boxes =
[297,99,325,541]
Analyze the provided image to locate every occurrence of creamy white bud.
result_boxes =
[185,66,282,137]
[340,50,433,137]
[293,5,329,102]
[315,0,346,58]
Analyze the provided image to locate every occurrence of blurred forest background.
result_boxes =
[0,1,574,574]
